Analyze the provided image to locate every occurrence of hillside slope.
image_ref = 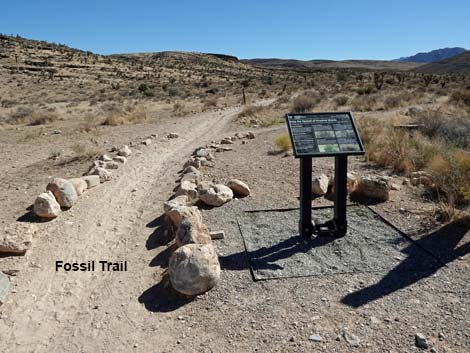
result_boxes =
[395,47,466,63]
[416,50,470,73]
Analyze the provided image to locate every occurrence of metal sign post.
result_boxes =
[286,112,365,238]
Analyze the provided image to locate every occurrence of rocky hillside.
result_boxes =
[416,50,470,74]
[242,58,421,71]
[395,47,466,63]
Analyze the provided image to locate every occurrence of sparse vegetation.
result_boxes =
[274,133,292,152]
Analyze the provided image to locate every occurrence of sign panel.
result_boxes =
[286,112,365,157]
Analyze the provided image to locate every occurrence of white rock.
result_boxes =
[113,156,127,164]
[227,179,251,197]
[163,195,188,213]
[169,243,221,296]
[355,176,391,201]
[46,178,78,208]
[87,167,112,183]
[33,191,61,219]
[117,145,132,157]
[198,183,233,207]
[175,181,198,201]
[142,139,151,145]
[312,174,329,196]
[166,205,202,228]
[81,175,100,188]
[99,154,113,162]
[69,178,88,196]
[1,223,37,254]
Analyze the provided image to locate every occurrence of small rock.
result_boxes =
[354,176,391,201]
[308,334,322,342]
[33,191,61,219]
[220,138,234,145]
[167,133,179,139]
[246,131,255,139]
[1,223,37,254]
[117,145,132,157]
[113,156,127,164]
[0,271,10,306]
[87,167,112,183]
[415,333,428,349]
[46,178,78,208]
[142,139,151,146]
[343,331,361,346]
[391,183,401,191]
[227,179,251,197]
[99,154,113,162]
[81,175,100,189]
[169,243,221,296]
[209,230,225,240]
[69,178,88,196]
[312,174,329,196]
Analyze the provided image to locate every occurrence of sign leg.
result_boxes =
[300,157,313,238]
[334,155,348,237]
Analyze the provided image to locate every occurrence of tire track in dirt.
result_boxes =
[0,107,241,353]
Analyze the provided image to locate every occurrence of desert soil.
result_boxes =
[0,105,469,353]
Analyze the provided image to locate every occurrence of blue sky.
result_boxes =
[1,0,469,60]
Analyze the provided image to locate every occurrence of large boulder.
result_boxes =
[355,176,391,201]
[227,179,251,197]
[175,218,212,247]
[1,223,37,254]
[0,271,10,306]
[312,174,329,196]
[46,178,78,208]
[69,178,88,196]
[33,191,61,218]
[169,243,221,296]
[198,182,233,207]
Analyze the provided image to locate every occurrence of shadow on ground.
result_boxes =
[138,274,192,313]
[342,219,470,308]
[219,235,335,272]
[139,213,193,312]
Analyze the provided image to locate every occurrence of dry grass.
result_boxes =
[274,134,292,152]
[101,102,149,126]
[291,91,319,113]
[70,142,103,160]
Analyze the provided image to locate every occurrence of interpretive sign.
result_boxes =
[286,112,365,157]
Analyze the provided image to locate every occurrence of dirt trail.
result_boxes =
[0,106,241,353]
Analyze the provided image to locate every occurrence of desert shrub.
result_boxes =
[292,91,319,113]
[414,108,470,149]
[334,95,349,107]
[450,89,470,108]
[356,85,374,95]
[7,105,34,124]
[80,113,101,132]
[71,143,103,160]
[383,95,402,109]
[168,87,180,97]
[203,96,218,108]
[173,102,184,114]
[427,150,470,206]
[275,134,292,152]
[101,102,148,126]
[28,111,59,126]
[351,94,378,111]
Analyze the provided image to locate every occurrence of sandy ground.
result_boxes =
[0,106,469,353]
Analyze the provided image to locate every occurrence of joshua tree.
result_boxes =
[373,72,385,90]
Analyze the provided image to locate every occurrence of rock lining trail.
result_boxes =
[0,106,242,353]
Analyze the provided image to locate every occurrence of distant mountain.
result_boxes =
[395,47,466,63]
[416,50,470,74]
[242,58,421,71]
